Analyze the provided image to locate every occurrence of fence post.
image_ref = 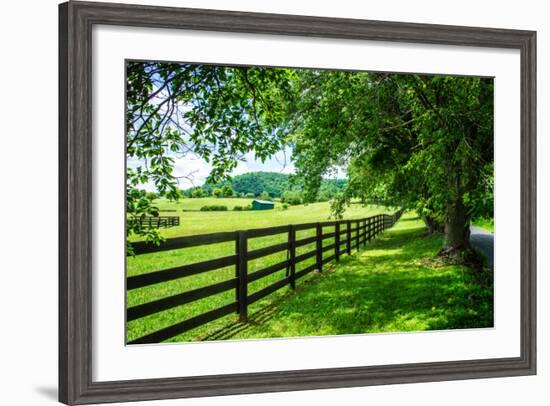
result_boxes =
[237,230,248,322]
[367,217,371,243]
[356,220,360,251]
[335,222,340,261]
[346,220,351,255]
[235,234,240,314]
[289,225,296,289]
[316,222,323,272]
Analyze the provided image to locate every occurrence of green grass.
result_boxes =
[219,215,494,340]
[132,198,385,240]
[127,199,389,342]
[156,197,254,212]
[127,205,493,343]
[473,218,494,232]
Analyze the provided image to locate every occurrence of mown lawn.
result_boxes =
[207,215,494,340]
[126,200,389,343]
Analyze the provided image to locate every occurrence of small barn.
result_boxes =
[251,199,275,210]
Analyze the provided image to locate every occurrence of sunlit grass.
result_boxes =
[473,217,494,232]
[126,200,389,343]
[222,215,494,340]
[127,211,493,343]
[130,198,386,240]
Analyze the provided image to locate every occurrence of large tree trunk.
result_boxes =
[443,197,470,253]
[440,171,471,260]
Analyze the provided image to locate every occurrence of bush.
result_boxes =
[282,203,289,210]
[200,205,228,211]
[281,191,303,205]
[233,205,243,211]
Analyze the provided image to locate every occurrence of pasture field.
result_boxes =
[155,197,254,212]
[127,199,389,342]
[133,198,384,240]
[222,216,493,340]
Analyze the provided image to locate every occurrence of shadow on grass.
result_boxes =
[208,220,493,340]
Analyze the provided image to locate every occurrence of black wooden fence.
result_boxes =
[127,210,402,344]
[129,216,180,228]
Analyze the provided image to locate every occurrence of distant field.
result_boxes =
[132,198,387,240]
[156,197,254,212]
[126,198,391,343]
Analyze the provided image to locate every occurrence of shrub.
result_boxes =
[281,191,303,205]
[222,184,235,197]
[190,187,204,198]
[233,205,243,211]
[200,205,228,211]
[282,203,289,210]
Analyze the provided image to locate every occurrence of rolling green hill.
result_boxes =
[182,171,347,200]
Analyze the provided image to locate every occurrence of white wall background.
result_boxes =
[0,0,547,405]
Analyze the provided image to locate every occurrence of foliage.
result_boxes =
[212,188,223,198]
[281,191,303,205]
[285,71,493,253]
[259,191,271,200]
[126,62,293,244]
[127,61,493,256]
[473,217,494,232]
[199,205,228,211]
[190,187,205,198]
[221,184,235,198]
[233,205,243,211]
[191,171,347,202]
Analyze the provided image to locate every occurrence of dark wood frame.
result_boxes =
[59,1,537,404]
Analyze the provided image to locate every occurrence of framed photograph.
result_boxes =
[59,1,536,404]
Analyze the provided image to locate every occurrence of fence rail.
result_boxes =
[129,216,180,229]
[127,210,403,344]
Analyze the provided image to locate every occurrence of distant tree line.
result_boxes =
[180,171,347,204]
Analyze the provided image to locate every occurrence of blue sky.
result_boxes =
[128,147,297,192]
[172,148,296,188]
[128,146,346,192]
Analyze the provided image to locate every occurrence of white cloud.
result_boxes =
[230,160,250,177]
[128,146,303,192]
[172,155,213,188]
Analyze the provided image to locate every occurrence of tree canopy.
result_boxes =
[126,62,292,247]
[286,71,493,257]
[184,171,346,200]
[126,61,493,260]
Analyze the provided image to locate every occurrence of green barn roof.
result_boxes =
[251,199,275,210]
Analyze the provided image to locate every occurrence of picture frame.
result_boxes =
[59,1,536,404]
